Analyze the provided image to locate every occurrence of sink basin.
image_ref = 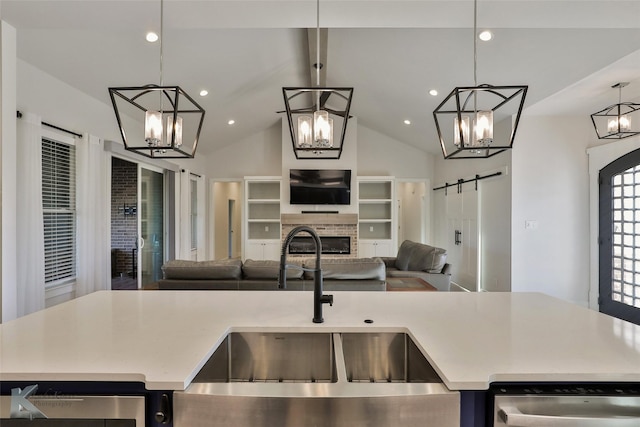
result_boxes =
[192,332,337,383]
[341,332,442,383]
[175,331,459,427]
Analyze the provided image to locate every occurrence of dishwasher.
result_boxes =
[489,383,640,426]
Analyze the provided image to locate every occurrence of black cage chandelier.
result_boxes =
[282,0,354,160]
[433,0,527,159]
[109,0,205,159]
[591,82,640,140]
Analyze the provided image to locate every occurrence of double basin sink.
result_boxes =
[173,331,460,427]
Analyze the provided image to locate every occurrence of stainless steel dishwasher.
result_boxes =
[491,383,640,426]
[0,393,146,426]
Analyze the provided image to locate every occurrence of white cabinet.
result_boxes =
[358,177,396,257]
[244,177,281,261]
[359,240,393,258]
[245,240,281,261]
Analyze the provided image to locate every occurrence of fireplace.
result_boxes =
[281,213,358,258]
[289,236,351,255]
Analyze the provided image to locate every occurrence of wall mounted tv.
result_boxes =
[290,169,352,205]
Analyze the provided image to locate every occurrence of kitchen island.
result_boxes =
[1,290,640,425]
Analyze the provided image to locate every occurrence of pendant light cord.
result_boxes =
[473,0,477,87]
[160,0,164,87]
[316,0,320,88]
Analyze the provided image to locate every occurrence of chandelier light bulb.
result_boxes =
[313,110,333,147]
[298,116,313,148]
[608,115,631,134]
[145,110,163,146]
[474,110,494,146]
[166,115,183,147]
[454,115,470,147]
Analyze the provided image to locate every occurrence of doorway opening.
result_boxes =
[212,181,243,259]
[396,180,429,248]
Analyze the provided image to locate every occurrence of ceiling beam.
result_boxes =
[307,28,328,87]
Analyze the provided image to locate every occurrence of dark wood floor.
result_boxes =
[111,276,138,290]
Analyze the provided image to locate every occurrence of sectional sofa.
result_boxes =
[157,257,387,291]
[156,240,452,292]
[381,240,452,291]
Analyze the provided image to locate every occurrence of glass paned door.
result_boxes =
[139,166,165,287]
[600,150,640,325]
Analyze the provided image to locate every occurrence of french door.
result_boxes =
[599,149,640,324]
[138,165,165,288]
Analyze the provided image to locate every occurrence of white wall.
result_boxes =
[1,22,18,322]
[358,125,434,179]
[206,121,283,179]
[512,115,592,306]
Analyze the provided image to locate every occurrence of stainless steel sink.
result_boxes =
[341,332,442,383]
[192,332,337,383]
[174,330,460,427]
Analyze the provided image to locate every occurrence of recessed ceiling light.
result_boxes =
[429,89,438,96]
[478,30,493,41]
[228,119,235,125]
[404,119,411,125]
[199,90,209,97]
[146,32,159,43]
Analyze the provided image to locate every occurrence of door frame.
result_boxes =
[598,148,640,324]
[138,163,166,289]
[211,179,244,260]
[395,179,431,247]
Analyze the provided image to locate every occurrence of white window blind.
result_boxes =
[42,137,76,284]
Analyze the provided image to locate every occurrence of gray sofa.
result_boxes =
[381,240,452,291]
[157,257,386,291]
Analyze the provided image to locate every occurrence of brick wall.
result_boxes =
[111,157,137,277]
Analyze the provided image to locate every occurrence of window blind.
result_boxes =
[42,138,76,284]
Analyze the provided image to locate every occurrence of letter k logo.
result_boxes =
[10,385,47,419]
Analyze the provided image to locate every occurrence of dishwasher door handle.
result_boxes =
[499,405,640,427]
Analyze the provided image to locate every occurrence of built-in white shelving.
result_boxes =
[358,177,396,257]
[243,177,281,260]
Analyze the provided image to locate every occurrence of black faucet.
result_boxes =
[279,225,334,323]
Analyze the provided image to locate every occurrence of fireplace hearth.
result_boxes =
[289,236,351,255]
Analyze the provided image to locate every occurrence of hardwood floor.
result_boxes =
[111,276,138,290]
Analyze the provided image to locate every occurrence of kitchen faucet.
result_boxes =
[279,225,333,323]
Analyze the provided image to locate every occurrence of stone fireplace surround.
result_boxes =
[281,213,358,259]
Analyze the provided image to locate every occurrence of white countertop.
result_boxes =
[1,290,639,391]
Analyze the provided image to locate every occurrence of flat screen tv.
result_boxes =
[290,169,351,205]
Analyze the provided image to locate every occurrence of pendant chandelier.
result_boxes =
[282,0,354,160]
[109,0,205,159]
[433,0,527,159]
[591,82,640,140]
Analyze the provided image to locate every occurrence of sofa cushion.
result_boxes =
[162,259,242,280]
[303,258,385,280]
[395,240,415,270]
[242,259,303,280]
[395,240,447,274]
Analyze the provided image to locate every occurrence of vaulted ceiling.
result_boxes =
[3,0,640,156]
